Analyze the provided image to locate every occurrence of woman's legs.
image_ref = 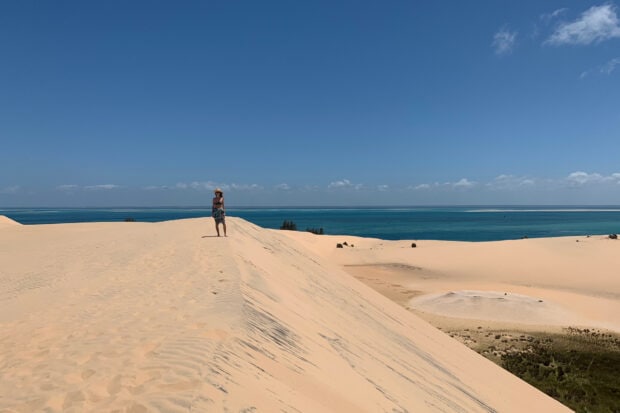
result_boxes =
[215,220,227,236]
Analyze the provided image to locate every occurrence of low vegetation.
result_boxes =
[280,220,297,230]
[500,328,620,413]
[440,326,620,412]
[280,220,324,235]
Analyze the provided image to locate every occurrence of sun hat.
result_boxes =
[214,188,223,194]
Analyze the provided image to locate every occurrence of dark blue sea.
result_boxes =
[2,207,620,242]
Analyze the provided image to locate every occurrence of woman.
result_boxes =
[212,188,227,237]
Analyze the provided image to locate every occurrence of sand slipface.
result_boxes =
[0,217,570,412]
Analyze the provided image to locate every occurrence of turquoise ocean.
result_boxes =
[2,206,620,242]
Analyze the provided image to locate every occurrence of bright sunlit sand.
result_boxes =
[0,216,574,412]
[0,215,20,228]
[282,232,620,333]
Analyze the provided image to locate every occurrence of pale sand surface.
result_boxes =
[0,216,569,412]
[0,215,21,228]
[281,231,620,333]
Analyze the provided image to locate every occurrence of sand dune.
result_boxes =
[0,217,570,412]
[281,231,620,332]
[0,215,21,228]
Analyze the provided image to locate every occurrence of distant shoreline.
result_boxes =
[3,204,620,210]
[2,207,619,242]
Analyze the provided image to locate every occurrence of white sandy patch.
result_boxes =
[409,290,586,325]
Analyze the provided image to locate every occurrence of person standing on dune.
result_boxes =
[212,188,227,237]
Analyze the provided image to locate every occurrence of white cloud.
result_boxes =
[492,28,518,55]
[231,183,262,191]
[173,181,261,191]
[56,184,120,191]
[84,184,120,190]
[146,181,262,192]
[328,179,363,190]
[567,171,603,184]
[411,179,476,190]
[566,171,620,185]
[189,181,215,190]
[275,183,291,191]
[327,179,353,189]
[377,184,389,192]
[546,4,620,45]
[143,185,174,190]
[487,175,536,190]
[181,181,223,191]
[453,178,476,188]
[601,57,620,74]
[0,185,20,194]
[541,8,568,23]
[57,184,79,191]
[328,179,352,189]
[579,57,620,79]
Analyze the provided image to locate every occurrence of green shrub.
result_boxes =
[280,220,297,230]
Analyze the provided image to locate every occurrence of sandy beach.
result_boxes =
[2,216,609,412]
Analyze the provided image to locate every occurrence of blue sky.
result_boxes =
[1,1,619,206]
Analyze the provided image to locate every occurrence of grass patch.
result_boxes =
[501,328,620,413]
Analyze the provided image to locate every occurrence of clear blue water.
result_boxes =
[2,207,620,242]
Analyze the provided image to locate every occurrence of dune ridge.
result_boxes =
[0,217,569,412]
[0,215,21,228]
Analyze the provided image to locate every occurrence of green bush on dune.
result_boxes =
[280,220,297,230]
[280,220,324,235]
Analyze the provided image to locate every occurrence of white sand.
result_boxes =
[0,216,571,412]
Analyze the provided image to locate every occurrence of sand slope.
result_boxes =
[281,231,620,332]
[0,217,569,412]
[0,215,21,228]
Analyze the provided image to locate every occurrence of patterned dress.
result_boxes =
[212,197,225,223]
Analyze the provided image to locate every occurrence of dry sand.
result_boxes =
[281,232,620,333]
[280,229,620,381]
[0,216,575,412]
[0,215,21,229]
